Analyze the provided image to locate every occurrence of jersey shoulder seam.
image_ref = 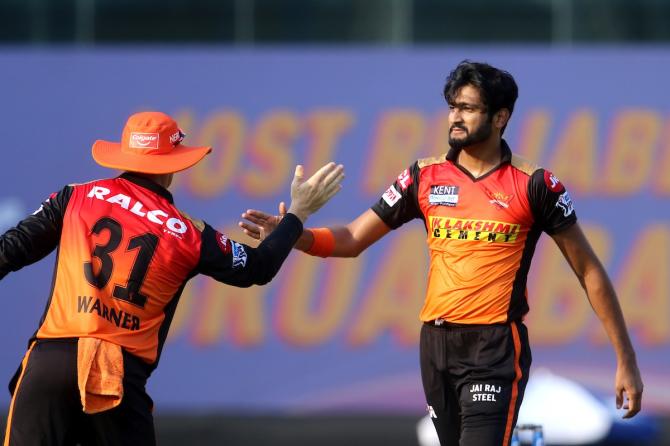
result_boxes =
[510,154,541,177]
[418,154,448,169]
[178,210,205,232]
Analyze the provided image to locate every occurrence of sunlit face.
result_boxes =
[447,84,493,149]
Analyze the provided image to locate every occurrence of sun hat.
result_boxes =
[92,111,212,174]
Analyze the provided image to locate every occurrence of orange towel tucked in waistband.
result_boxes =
[77,337,124,414]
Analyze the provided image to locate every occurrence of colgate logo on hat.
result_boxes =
[129,132,159,149]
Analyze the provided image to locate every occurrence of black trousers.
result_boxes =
[420,320,532,446]
[3,339,155,446]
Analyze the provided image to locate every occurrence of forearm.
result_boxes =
[295,225,365,258]
[252,213,304,283]
[582,265,637,364]
[295,210,391,258]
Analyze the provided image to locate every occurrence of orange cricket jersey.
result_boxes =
[0,173,303,366]
[371,141,577,324]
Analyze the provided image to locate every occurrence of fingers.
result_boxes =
[622,390,642,419]
[279,201,287,215]
[321,180,343,203]
[321,163,345,188]
[242,209,274,225]
[241,213,265,226]
[292,165,305,189]
[304,162,337,186]
[238,221,262,240]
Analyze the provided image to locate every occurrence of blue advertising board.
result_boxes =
[0,47,668,414]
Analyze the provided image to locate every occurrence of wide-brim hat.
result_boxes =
[92,111,212,174]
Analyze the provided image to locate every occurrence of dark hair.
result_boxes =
[443,60,518,134]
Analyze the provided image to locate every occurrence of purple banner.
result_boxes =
[0,47,668,414]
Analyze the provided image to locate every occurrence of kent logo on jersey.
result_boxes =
[429,185,459,206]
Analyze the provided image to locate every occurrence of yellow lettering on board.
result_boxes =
[602,110,661,195]
[191,279,266,347]
[363,110,426,195]
[598,224,670,345]
[526,224,611,345]
[547,110,597,194]
[515,110,551,162]
[188,111,245,198]
[347,227,427,346]
[303,110,354,175]
[652,121,670,195]
[426,111,450,158]
[241,111,299,197]
[274,255,363,346]
[190,225,266,346]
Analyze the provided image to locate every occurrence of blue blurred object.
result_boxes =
[598,398,660,445]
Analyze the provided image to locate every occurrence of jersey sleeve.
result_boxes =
[370,162,422,229]
[0,185,73,280]
[528,169,577,234]
[197,213,303,287]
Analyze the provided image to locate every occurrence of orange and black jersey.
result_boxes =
[0,173,303,367]
[371,140,577,325]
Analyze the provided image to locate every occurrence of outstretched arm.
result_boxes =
[199,162,345,287]
[240,208,391,258]
[551,223,643,418]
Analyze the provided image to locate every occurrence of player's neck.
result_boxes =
[457,138,503,178]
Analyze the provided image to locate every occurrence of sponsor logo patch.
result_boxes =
[469,383,502,402]
[543,170,564,193]
[231,241,248,269]
[429,185,459,207]
[556,191,574,217]
[215,231,231,255]
[170,130,184,145]
[397,168,413,191]
[382,185,401,207]
[129,132,159,149]
[487,190,514,209]
[428,216,521,243]
[86,186,189,235]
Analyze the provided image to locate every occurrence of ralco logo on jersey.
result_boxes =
[87,186,188,234]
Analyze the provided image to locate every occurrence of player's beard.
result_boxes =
[448,118,493,150]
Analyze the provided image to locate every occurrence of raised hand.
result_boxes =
[287,163,344,223]
[239,162,344,240]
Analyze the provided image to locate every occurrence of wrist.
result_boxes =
[287,205,308,223]
[295,230,314,251]
[304,228,335,257]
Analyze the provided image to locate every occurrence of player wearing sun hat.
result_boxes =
[92,111,212,174]
[0,111,344,445]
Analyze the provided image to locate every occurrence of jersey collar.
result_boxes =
[119,172,175,204]
[446,139,513,181]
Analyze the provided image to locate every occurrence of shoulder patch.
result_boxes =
[418,154,448,169]
[510,154,540,176]
[179,210,205,232]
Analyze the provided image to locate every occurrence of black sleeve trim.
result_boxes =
[0,186,73,279]
[197,213,303,287]
[528,169,577,235]
[370,162,422,230]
